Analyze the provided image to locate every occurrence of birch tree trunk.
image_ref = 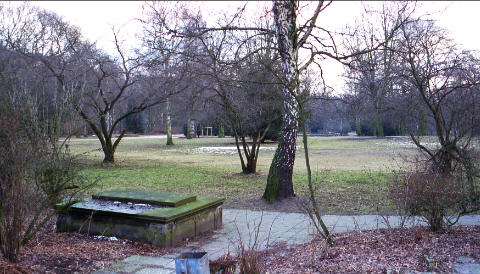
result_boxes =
[189,119,196,138]
[263,0,298,202]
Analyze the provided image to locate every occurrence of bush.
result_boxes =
[0,114,29,262]
[209,253,237,274]
[262,116,282,142]
[0,105,92,262]
[360,123,374,136]
[216,122,233,137]
[390,166,478,232]
[218,124,225,138]
[238,248,262,274]
[382,120,398,136]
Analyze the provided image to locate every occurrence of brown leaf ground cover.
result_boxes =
[0,224,166,274]
[1,225,478,273]
[261,225,480,273]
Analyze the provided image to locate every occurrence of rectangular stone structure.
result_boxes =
[56,191,224,248]
[92,190,196,207]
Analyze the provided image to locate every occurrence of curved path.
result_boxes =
[96,209,480,273]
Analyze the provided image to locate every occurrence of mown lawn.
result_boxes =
[68,135,424,214]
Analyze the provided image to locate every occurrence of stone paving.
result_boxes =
[452,256,480,274]
[95,209,480,274]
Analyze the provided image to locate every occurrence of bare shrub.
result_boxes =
[217,211,271,274]
[237,243,262,274]
[208,233,263,274]
[390,165,479,232]
[0,103,93,262]
[209,252,237,274]
[0,111,29,262]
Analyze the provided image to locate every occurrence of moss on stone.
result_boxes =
[57,191,224,248]
[141,197,224,222]
[145,227,169,247]
[108,262,129,272]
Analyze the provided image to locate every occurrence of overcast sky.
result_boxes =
[32,1,480,93]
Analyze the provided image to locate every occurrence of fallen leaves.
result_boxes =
[0,223,478,273]
[0,226,166,273]
[262,225,480,273]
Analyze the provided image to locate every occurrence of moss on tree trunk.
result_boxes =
[218,124,225,138]
[263,142,281,202]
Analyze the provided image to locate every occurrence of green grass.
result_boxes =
[69,135,424,214]
[295,169,393,214]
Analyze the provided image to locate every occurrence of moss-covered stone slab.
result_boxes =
[92,190,196,207]
[61,196,224,224]
[141,197,224,223]
[56,191,224,248]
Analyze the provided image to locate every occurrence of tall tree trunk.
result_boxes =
[186,113,192,139]
[263,0,298,202]
[418,110,427,136]
[244,131,261,174]
[232,127,248,172]
[103,145,115,163]
[101,114,116,164]
[355,116,362,136]
[189,119,196,138]
[397,117,405,136]
[245,158,257,174]
[375,110,384,137]
[166,98,173,145]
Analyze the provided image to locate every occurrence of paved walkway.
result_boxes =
[96,209,480,273]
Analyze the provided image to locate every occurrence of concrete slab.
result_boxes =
[123,256,172,267]
[107,262,143,273]
[134,267,175,274]
[453,263,480,274]
[457,256,477,264]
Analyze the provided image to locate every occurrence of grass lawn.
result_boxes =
[68,135,426,215]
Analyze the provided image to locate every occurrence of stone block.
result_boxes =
[56,191,224,248]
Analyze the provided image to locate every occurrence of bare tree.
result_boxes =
[142,0,414,246]
[399,19,480,177]
[0,18,92,260]
[342,2,422,138]
[1,3,186,163]
[256,1,412,202]
[177,7,283,174]
[263,1,413,246]
[211,47,283,174]
[75,30,181,163]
